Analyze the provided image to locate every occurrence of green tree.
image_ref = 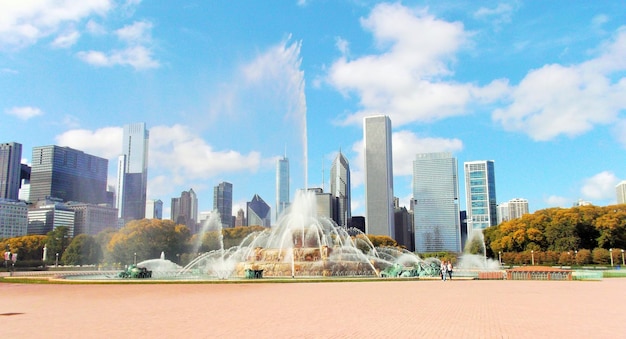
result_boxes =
[108,219,191,264]
[46,226,72,260]
[62,234,101,265]
[0,235,47,261]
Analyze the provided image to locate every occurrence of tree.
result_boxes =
[107,219,190,265]
[592,248,610,265]
[0,235,47,261]
[46,226,71,261]
[63,234,101,265]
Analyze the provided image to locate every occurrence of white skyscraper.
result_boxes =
[413,152,461,253]
[617,181,626,204]
[363,115,394,237]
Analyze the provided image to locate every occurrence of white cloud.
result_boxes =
[115,20,152,43]
[581,171,619,201]
[55,127,123,159]
[328,3,506,127]
[493,27,626,141]
[545,195,570,207]
[473,3,515,28]
[85,19,106,35]
[335,36,349,56]
[5,106,43,120]
[51,29,80,48]
[77,45,159,70]
[149,124,263,181]
[0,0,112,49]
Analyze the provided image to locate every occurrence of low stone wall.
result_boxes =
[506,266,572,280]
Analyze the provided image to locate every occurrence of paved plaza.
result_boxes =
[1,278,625,338]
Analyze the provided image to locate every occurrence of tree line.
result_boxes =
[483,204,626,265]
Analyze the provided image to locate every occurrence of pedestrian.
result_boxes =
[440,260,447,281]
[447,261,453,280]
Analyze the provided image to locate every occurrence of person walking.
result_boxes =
[447,261,453,280]
[440,260,447,281]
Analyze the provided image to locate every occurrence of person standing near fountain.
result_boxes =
[440,260,447,281]
[447,261,453,280]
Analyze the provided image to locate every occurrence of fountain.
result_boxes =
[173,190,444,279]
[455,230,501,279]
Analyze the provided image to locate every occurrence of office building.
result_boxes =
[413,152,461,253]
[247,194,271,227]
[0,142,22,200]
[235,208,246,227]
[214,182,233,228]
[617,181,626,204]
[363,115,394,237]
[276,155,290,219]
[330,150,351,227]
[171,189,198,232]
[29,145,108,204]
[145,199,163,219]
[0,199,28,238]
[116,123,149,223]
[497,198,529,224]
[28,202,75,236]
[65,202,118,236]
[464,160,497,232]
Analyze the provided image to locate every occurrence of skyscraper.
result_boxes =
[276,155,290,219]
[247,194,271,227]
[617,181,626,204]
[498,198,529,224]
[29,145,108,204]
[117,123,149,222]
[171,189,198,231]
[214,182,233,228]
[413,152,461,253]
[0,142,22,200]
[330,150,351,227]
[145,199,163,219]
[464,160,497,232]
[363,115,394,237]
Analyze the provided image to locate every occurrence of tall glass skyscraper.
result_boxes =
[29,145,108,204]
[413,152,461,252]
[116,123,149,222]
[363,115,394,237]
[276,155,290,219]
[330,150,351,227]
[247,194,271,227]
[214,181,233,228]
[0,142,22,200]
[464,160,497,232]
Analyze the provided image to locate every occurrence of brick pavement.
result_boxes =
[1,278,625,338]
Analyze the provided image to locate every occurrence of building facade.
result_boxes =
[276,155,290,219]
[65,202,118,236]
[29,145,108,204]
[464,160,497,232]
[247,194,271,227]
[214,182,233,228]
[28,203,75,236]
[145,199,163,219]
[171,189,198,232]
[363,115,394,237]
[116,123,149,223]
[617,181,626,204]
[330,150,351,228]
[497,198,529,224]
[413,152,461,253]
[0,199,28,238]
[0,142,22,200]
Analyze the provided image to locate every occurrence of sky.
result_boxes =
[2,1,626,221]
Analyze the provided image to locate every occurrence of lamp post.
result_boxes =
[498,251,502,266]
[567,251,571,266]
[610,248,614,267]
[134,252,137,265]
[622,249,625,266]
[55,253,59,267]
[531,250,535,266]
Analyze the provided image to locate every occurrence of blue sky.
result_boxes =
[2,1,626,220]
